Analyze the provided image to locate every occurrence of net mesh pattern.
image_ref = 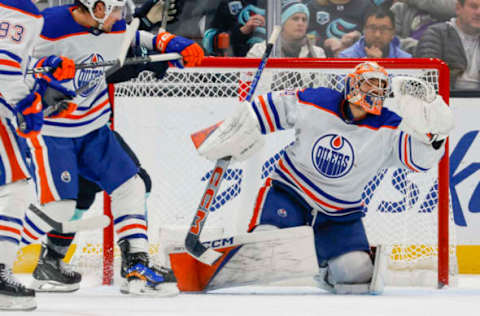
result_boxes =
[72,65,455,286]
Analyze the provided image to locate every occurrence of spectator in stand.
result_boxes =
[247,0,326,58]
[338,6,411,58]
[203,0,266,56]
[166,0,222,46]
[415,0,480,90]
[306,0,375,57]
[391,0,456,54]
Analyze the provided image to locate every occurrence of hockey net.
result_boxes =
[71,58,456,288]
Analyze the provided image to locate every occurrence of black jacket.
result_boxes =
[415,22,468,89]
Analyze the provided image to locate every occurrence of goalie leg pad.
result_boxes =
[170,226,319,291]
[314,246,386,295]
[111,175,148,253]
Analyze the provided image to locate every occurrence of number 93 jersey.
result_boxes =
[0,0,43,120]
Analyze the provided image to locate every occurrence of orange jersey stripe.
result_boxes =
[29,136,56,204]
[248,178,272,232]
[278,159,342,211]
[22,228,38,240]
[0,59,21,69]
[0,225,21,235]
[257,95,275,133]
[0,120,27,182]
[116,224,147,234]
[403,134,419,172]
[64,99,109,119]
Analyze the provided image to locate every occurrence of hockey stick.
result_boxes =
[159,0,170,32]
[27,53,181,75]
[184,25,282,266]
[18,18,141,132]
[28,204,111,233]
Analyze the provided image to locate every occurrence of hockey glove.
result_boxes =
[34,55,76,82]
[41,80,78,119]
[134,0,181,31]
[154,32,204,68]
[15,91,43,138]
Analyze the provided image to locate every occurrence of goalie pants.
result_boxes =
[248,179,370,265]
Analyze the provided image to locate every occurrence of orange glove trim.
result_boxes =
[155,32,175,53]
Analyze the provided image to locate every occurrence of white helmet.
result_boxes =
[78,0,126,27]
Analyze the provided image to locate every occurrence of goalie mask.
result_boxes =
[345,61,390,115]
[77,0,125,29]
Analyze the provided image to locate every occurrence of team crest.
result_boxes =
[316,11,330,25]
[74,53,105,98]
[228,1,243,15]
[311,134,354,178]
[277,208,288,218]
[61,171,71,183]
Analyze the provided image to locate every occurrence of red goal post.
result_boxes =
[96,58,452,288]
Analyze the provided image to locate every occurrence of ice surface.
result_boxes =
[6,275,480,316]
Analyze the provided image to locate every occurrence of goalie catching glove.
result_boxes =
[388,77,454,145]
[192,102,265,162]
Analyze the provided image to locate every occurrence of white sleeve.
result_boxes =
[0,10,43,107]
[133,30,156,51]
[387,130,445,172]
[249,90,298,135]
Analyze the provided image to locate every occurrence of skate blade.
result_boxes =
[0,295,36,311]
[121,279,180,297]
[31,279,80,293]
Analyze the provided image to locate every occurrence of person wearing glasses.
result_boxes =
[338,6,411,58]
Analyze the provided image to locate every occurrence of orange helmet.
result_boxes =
[345,62,390,115]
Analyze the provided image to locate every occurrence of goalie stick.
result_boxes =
[28,204,110,233]
[184,25,282,266]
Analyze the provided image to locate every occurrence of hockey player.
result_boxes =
[28,0,181,293]
[19,0,203,296]
[194,61,454,294]
[0,0,77,310]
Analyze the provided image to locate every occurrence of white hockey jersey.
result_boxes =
[0,0,43,120]
[250,87,445,217]
[32,5,158,137]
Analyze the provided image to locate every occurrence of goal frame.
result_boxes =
[103,57,451,287]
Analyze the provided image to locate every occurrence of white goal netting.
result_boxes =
[71,58,456,287]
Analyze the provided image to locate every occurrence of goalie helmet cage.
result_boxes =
[95,58,452,288]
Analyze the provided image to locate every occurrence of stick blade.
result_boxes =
[185,233,223,265]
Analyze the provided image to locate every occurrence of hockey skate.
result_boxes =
[31,244,82,292]
[118,239,179,297]
[0,263,36,311]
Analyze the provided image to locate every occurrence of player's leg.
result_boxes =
[22,135,80,291]
[0,119,36,311]
[312,214,383,294]
[79,126,177,296]
[31,176,98,292]
[247,178,311,232]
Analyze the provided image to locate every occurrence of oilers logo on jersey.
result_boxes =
[311,134,354,178]
[75,53,104,97]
